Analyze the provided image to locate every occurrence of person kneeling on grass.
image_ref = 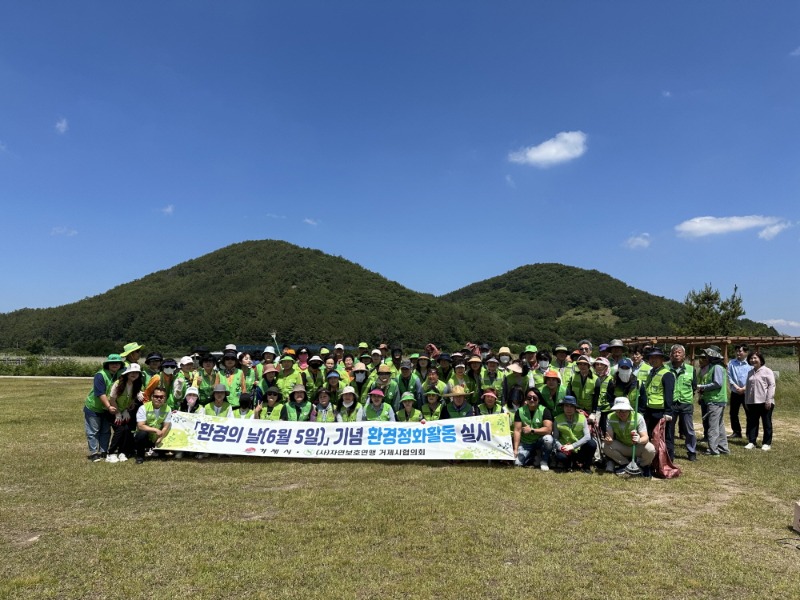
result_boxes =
[514,387,554,471]
[552,396,596,474]
[134,389,172,465]
[602,397,655,477]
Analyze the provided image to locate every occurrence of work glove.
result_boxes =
[120,409,131,424]
[663,415,673,422]
[631,431,640,443]
[114,412,124,426]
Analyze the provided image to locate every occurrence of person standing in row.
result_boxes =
[726,344,752,440]
[744,351,775,451]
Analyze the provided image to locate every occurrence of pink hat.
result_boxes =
[369,389,385,398]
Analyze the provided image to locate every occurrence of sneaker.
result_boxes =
[727,433,742,439]
[605,460,615,473]
[702,450,720,457]
[89,453,103,462]
[641,466,652,478]
[105,454,119,463]
[117,453,128,462]
[540,463,550,472]
[688,452,697,462]
[145,448,155,458]
[718,448,730,455]
[761,444,771,451]
[744,443,755,450]
[135,457,144,464]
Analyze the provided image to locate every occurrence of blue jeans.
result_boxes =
[83,406,112,455]
[515,435,554,466]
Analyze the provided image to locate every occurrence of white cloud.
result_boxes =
[662,90,672,98]
[265,213,286,219]
[508,130,587,168]
[504,174,516,189]
[790,46,800,57]
[758,222,791,240]
[762,318,800,329]
[303,218,319,226]
[624,233,651,250]
[55,118,69,134]
[51,226,77,237]
[675,215,791,240]
[160,204,174,216]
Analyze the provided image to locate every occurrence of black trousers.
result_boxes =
[134,430,157,458]
[745,404,773,445]
[729,392,746,436]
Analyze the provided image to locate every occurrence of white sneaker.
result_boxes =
[744,443,755,450]
[105,454,119,463]
[605,460,615,473]
[145,448,155,458]
[117,453,128,462]
[540,463,550,472]
[761,444,771,451]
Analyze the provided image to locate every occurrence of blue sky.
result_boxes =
[2,2,800,335]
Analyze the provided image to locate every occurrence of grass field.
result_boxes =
[2,371,800,600]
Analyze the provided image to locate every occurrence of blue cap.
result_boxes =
[598,344,609,352]
[617,358,633,369]
[559,395,578,407]
[326,371,341,379]
[438,353,451,362]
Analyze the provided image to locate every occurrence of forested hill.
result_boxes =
[441,263,778,349]
[0,242,778,355]
[0,240,505,355]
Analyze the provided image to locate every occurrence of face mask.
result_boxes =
[538,361,549,370]
[618,369,632,383]
[163,367,175,374]
[342,399,354,408]
[355,372,366,383]
[500,356,510,364]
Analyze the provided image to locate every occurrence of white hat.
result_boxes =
[341,386,356,395]
[262,346,276,355]
[185,386,199,397]
[594,357,610,368]
[121,363,142,376]
[178,356,194,367]
[225,344,237,351]
[371,349,381,356]
[335,343,344,350]
[611,397,634,412]
[309,355,323,363]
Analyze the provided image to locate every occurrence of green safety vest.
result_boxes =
[301,370,325,399]
[635,362,652,384]
[241,368,257,392]
[421,403,443,421]
[339,406,360,422]
[231,408,255,419]
[480,371,505,403]
[113,383,136,412]
[194,370,219,405]
[396,374,421,399]
[670,363,695,405]
[541,384,566,415]
[204,402,230,417]
[555,412,586,446]
[517,404,547,444]
[143,401,170,441]
[277,370,300,401]
[569,371,596,412]
[446,401,472,419]
[478,403,504,416]
[423,380,447,398]
[700,365,728,404]
[85,369,115,412]
[645,366,669,410]
[596,375,612,413]
[263,403,284,420]
[285,401,313,422]
[220,369,244,408]
[396,408,422,422]
[315,405,337,423]
[608,412,638,447]
[364,402,392,421]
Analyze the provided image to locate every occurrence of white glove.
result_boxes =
[114,412,123,426]
[663,414,673,422]
[121,409,131,424]
[631,431,640,443]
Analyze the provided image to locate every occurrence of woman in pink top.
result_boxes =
[743,351,775,451]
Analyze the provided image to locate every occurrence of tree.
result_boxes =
[680,284,745,336]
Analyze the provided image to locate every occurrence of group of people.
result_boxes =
[82,339,777,475]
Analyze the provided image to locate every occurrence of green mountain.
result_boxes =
[0,242,778,355]
[0,240,504,355]
[441,263,778,350]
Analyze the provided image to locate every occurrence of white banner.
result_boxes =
[160,411,513,460]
